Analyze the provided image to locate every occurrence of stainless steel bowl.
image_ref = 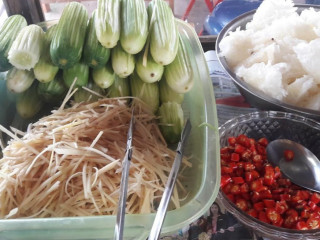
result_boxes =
[218,111,320,240]
[216,4,320,120]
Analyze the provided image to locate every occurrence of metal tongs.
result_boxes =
[148,119,192,240]
[114,110,134,240]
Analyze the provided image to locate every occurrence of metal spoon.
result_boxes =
[266,139,320,193]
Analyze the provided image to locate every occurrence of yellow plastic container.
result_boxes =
[0,19,220,240]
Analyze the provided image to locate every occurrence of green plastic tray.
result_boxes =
[0,19,220,240]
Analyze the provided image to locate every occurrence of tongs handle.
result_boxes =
[114,110,134,240]
[147,119,192,240]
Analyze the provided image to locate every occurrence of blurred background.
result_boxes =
[2,0,320,52]
[0,0,217,34]
[37,0,213,34]
[0,0,220,51]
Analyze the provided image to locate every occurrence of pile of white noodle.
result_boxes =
[0,98,190,218]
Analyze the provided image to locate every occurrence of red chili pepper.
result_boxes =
[222,182,233,194]
[299,190,310,200]
[236,134,249,147]
[264,165,275,186]
[280,193,292,201]
[273,217,284,227]
[274,166,281,179]
[253,201,265,211]
[221,166,233,174]
[307,217,320,229]
[234,144,246,154]
[278,178,292,187]
[311,193,320,204]
[256,144,266,155]
[284,149,294,161]
[245,171,253,182]
[220,175,232,188]
[301,207,311,219]
[258,211,270,223]
[241,149,252,160]
[244,162,255,171]
[240,183,249,193]
[220,147,230,154]
[237,161,244,169]
[260,190,272,199]
[292,190,309,203]
[251,191,260,203]
[291,193,302,203]
[296,221,308,230]
[241,192,251,200]
[263,199,276,208]
[230,184,241,195]
[228,137,236,146]
[251,170,260,179]
[247,208,258,218]
[254,162,264,172]
[272,188,285,194]
[249,145,257,156]
[295,200,307,211]
[310,211,320,219]
[232,177,245,184]
[275,200,288,214]
[228,162,238,170]
[221,152,231,161]
[284,214,298,229]
[234,168,244,177]
[308,200,318,211]
[250,178,264,192]
[236,198,248,211]
[226,193,235,203]
[272,193,281,201]
[248,138,256,146]
[230,152,240,162]
[258,137,269,146]
[220,134,320,230]
[286,209,299,219]
[252,154,263,164]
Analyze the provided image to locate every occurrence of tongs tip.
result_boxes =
[114,107,135,240]
[177,119,191,153]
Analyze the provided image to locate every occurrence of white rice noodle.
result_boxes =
[236,62,288,101]
[219,0,320,111]
[293,39,320,83]
[246,0,297,31]
[285,75,317,105]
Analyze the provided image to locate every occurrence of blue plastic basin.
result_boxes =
[203,0,320,36]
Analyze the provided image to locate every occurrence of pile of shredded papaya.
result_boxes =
[0,97,191,218]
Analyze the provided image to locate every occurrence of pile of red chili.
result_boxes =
[220,134,320,230]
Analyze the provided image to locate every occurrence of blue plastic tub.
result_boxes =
[203,0,320,36]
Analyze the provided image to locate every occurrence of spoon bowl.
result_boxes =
[266,139,320,193]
